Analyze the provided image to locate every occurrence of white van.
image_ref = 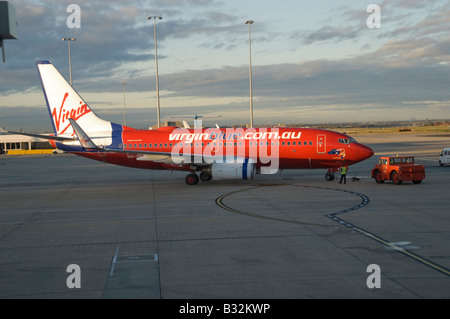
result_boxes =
[439,148,450,166]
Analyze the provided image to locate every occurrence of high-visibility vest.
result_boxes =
[341,166,347,174]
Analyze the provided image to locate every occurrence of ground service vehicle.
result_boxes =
[439,148,450,166]
[371,156,425,184]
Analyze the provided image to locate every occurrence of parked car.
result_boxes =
[439,148,450,166]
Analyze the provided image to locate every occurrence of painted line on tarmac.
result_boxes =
[216,184,450,277]
[327,213,450,277]
[323,188,450,277]
[215,185,337,228]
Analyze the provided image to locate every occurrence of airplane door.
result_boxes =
[317,134,326,154]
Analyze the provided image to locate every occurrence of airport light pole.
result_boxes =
[122,81,127,126]
[62,38,76,86]
[147,16,162,128]
[245,20,254,128]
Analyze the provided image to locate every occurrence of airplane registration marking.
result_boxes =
[216,184,450,277]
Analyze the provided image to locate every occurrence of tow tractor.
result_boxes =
[371,156,425,185]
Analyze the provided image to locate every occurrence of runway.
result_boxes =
[1,133,450,299]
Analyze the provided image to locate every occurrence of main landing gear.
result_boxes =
[185,173,199,185]
[185,172,212,185]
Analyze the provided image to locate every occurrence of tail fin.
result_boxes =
[36,60,112,137]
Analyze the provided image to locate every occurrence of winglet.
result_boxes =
[68,118,99,149]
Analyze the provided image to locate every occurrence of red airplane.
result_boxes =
[11,61,374,185]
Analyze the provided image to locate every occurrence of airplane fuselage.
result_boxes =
[62,126,373,174]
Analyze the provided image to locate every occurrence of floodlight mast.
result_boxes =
[62,37,76,85]
[245,20,254,128]
[147,16,162,128]
[122,81,127,126]
[1,39,4,63]
[0,1,18,63]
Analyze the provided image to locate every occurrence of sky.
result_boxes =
[0,0,449,132]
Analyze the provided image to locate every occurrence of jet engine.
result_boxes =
[203,158,256,180]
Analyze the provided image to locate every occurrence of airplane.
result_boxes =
[9,60,374,185]
[171,114,222,129]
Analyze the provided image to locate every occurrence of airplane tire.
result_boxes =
[200,171,212,181]
[185,173,199,185]
[325,172,334,181]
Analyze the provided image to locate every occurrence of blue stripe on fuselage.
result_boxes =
[243,158,248,180]
[109,122,123,149]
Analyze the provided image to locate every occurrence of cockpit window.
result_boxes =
[338,138,357,145]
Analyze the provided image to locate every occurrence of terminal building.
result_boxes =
[0,133,53,154]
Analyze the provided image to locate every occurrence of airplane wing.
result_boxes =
[5,130,77,141]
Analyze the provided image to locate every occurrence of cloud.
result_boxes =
[1,0,449,130]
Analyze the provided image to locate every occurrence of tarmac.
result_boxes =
[0,132,449,299]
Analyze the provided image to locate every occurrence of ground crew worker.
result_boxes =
[339,164,347,184]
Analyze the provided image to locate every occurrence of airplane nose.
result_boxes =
[358,144,374,160]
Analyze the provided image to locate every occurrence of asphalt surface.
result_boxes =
[0,133,449,299]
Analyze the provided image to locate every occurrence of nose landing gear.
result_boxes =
[325,172,335,181]
[325,167,339,181]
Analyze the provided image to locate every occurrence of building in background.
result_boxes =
[0,133,52,154]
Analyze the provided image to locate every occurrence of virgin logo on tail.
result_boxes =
[52,92,91,134]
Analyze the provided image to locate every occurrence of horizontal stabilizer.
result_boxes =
[68,118,99,149]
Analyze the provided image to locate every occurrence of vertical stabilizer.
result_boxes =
[36,60,112,137]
